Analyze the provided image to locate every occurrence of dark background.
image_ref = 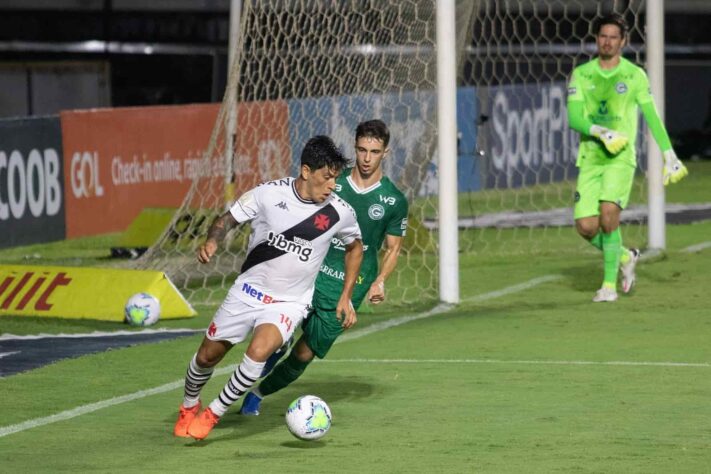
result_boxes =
[0,0,709,154]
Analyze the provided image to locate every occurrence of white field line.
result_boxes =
[0,365,236,439]
[682,241,711,253]
[0,275,558,439]
[461,274,562,303]
[337,275,562,344]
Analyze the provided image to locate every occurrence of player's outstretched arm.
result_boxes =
[197,211,238,263]
[367,234,404,304]
[336,239,363,329]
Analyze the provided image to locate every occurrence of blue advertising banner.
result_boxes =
[482,81,648,190]
[0,116,65,249]
[483,82,579,189]
[286,87,479,196]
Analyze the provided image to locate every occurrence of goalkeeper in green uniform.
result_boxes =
[567,14,688,303]
[240,119,408,414]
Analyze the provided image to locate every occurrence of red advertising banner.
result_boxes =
[60,104,219,238]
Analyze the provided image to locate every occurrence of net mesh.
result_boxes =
[137,0,472,305]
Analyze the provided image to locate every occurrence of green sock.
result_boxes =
[589,232,603,251]
[259,351,311,397]
[601,229,622,289]
[590,230,630,264]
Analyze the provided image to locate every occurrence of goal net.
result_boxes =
[137,0,650,306]
[137,0,475,305]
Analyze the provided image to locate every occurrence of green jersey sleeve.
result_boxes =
[567,68,584,103]
[641,101,673,152]
[633,68,653,105]
[386,198,408,237]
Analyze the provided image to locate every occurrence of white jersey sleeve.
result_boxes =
[335,201,362,246]
[229,188,260,223]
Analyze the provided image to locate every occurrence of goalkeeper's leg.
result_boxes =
[586,230,633,267]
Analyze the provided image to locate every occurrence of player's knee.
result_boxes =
[600,221,619,234]
[575,220,598,240]
[195,350,221,368]
[292,338,316,363]
[196,339,229,367]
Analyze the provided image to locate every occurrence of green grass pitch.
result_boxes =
[1,162,710,472]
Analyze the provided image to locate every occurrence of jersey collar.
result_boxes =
[594,57,623,77]
[291,178,317,204]
[346,174,382,195]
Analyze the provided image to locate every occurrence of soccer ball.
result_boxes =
[124,292,160,326]
[285,395,332,441]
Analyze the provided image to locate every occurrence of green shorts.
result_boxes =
[302,307,344,359]
[574,161,636,219]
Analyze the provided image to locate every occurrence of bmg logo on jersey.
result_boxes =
[267,231,313,261]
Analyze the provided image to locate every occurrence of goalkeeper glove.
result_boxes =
[590,125,629,155]
[662,149,689,186]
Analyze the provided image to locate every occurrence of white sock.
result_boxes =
[209,355,264,417]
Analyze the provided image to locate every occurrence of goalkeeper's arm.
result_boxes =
[640,101,689,185]
[567,100,628,154]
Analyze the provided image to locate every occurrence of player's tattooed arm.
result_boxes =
[198,211,238,263]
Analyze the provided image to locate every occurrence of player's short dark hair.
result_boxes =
[594,13,629,37]
[355,119,390,148]
[300,135,349,172]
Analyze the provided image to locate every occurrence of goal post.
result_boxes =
[437,0,460,304]
[645,0,666,250]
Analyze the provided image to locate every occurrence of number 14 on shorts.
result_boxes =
[280,313,293,332]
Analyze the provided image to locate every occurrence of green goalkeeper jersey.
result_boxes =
[568,57,653,167]
[312,168,408,311]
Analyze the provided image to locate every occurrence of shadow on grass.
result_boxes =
[560,262,602,292]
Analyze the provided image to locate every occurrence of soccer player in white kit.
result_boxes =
[173,136,363,440]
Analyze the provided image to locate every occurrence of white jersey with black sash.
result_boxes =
[228,176,361,307]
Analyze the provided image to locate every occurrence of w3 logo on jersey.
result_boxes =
[267,231,313,261]
[379,195,396,205]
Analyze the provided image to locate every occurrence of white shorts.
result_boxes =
[206,292,307,346]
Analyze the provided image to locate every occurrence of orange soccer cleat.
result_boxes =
[187,407,220,440]
[174,403,201,437]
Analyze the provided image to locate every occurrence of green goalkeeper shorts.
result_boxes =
[302,307,345,359]
[574,160,636,219]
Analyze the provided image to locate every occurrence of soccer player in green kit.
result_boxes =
[567,14,688,303]
[239,119,408,414]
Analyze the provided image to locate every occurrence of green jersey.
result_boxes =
[568,57,653,167]
[313,168,408,311]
